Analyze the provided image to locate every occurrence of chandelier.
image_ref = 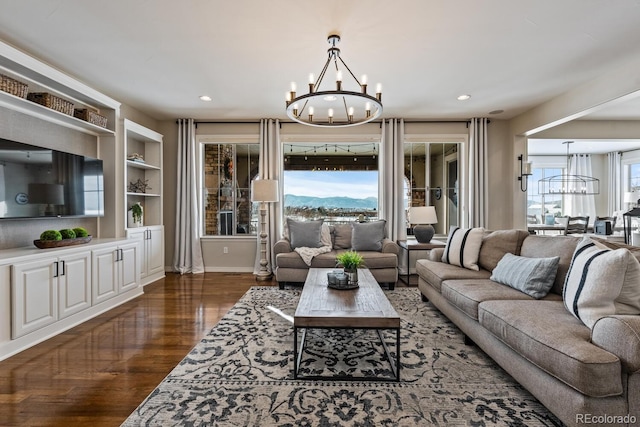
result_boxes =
[538,141,600,195]
[285,34,382,127]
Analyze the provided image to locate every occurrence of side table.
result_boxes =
[397,239,446,285]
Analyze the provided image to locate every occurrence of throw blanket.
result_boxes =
[294,245,332,266]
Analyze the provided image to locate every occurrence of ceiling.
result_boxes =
[1,0,640,126]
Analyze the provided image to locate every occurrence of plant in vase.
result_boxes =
[336,250,364,285]
[128,202,143,228]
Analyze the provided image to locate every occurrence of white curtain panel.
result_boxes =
[253,118,282,275]
[468,118,489,228]
[608,151,622,214]
[380,119,405,241]
[0,164,6,216]
[173,118,204,274]
[566,154,597,218]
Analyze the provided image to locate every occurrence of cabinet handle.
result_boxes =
[53,261,59,278]
[119,248,124,261]
[115,249,120,262]
[146,229,151,240]
[60,260,65,276]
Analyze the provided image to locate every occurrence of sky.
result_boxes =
[284,170,378,199]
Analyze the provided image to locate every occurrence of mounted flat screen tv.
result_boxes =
[0,138,104,219]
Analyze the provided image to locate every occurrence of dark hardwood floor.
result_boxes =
[0,272,272,427]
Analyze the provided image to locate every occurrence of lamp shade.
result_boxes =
[409,206,438,224]
[625,191,639,204]
[28,183,64,205]
[251,179,279,202]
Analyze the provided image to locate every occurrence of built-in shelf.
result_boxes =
[0,89,115,136]
[126,160,161,170]
[126,192,161,197]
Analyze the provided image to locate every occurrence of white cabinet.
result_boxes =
[92,241,140,304]
[127,225,164,285]
[11,250,91,339]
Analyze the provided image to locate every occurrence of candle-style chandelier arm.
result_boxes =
[337,55,362,87]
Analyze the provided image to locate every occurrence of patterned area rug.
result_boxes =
[122,287,563,426]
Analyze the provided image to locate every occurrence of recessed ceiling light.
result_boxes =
[489,109,504,115]
[199,95,212,102]
[457,94,471,101]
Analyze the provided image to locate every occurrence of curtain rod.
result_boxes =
[177,119,486,127]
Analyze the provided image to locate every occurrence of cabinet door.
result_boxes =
[119,241,140,293]
[11,257,58,338]
[58,251,91,319]
[127,228,147,278]
[147,226,164,276]
[92,247,118,304]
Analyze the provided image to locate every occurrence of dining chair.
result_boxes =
[564,216,589,235]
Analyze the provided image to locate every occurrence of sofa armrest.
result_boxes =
[273,239,292,256]
[429,247,445,261]
[592,315,640,373]
[381,238,400,255]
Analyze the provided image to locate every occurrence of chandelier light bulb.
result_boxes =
[292,103,299,117]
[361,74,368,93]
[308,106,314,122]
[308,73,315,92]
[376,83,382,102]
[336,70,342,91]
[289,82,297,102]
[365,102,371,118]
[328,108,334,124]
[348,107,354,123]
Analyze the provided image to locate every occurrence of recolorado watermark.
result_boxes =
[576,413,636,424]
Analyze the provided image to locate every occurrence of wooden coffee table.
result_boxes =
[293,268,401,381]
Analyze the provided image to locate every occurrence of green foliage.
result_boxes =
[59,229,76,239]
[129,202,143,223]
[73,227,89,237]
[336,250,365,270]
[40,229,62,241]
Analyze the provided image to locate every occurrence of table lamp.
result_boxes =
[409,206,438,243]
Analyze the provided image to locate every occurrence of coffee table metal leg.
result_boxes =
[294,327,307,379]
[377,328,401,381]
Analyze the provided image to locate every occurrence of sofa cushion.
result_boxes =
[332,224,352,249]
[519,235,579,295]
[441,279,560,320]
[276,250,397,270]
[489,253,560,299]
[563,237,640,329]
[478,229,530,271]
[287,218,324,249]
[415,259,491,292]
[441,226,484,271]
[479,300,622,397]
[351,220,386,251]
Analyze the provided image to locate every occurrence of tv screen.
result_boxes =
[0,138,104,219]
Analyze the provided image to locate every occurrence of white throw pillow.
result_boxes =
[563,237,640,329]
[441,226,485,271]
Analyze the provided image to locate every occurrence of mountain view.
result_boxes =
[285,194,378,210]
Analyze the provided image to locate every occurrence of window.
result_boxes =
[283,143,379,223]
[403,142,459,235]
[201,143,260,236]
[527,167,564,224]
[628,162,640,191]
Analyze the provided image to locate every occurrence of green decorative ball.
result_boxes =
[40,230,62,241]
[59,229,76,239]
[73,227,89,237]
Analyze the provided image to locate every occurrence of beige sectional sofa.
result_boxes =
[274,222,399,289]
[416,229,640,427]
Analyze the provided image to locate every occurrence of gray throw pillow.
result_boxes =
[490,253,560,299]
[286,218,323,249]
[351,220,386,251]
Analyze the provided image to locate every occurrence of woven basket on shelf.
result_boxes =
[0,74,28,98]
[27,92,74,115]
[73,109,108,128]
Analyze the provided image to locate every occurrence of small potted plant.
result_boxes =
[128,202,143,228]
[336,250,364,285]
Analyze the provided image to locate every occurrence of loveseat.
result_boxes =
[416,229,640,427]
[274,219,399,289]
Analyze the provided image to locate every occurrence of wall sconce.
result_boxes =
[517,155,533,192]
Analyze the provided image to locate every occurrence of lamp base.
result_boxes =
[255,271,272,282]
[413,224,435,243]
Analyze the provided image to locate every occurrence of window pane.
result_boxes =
[202,143,259,236]
[283,143,378,223]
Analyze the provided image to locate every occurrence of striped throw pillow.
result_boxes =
[441,226,485,271]
[563,237,640,329]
